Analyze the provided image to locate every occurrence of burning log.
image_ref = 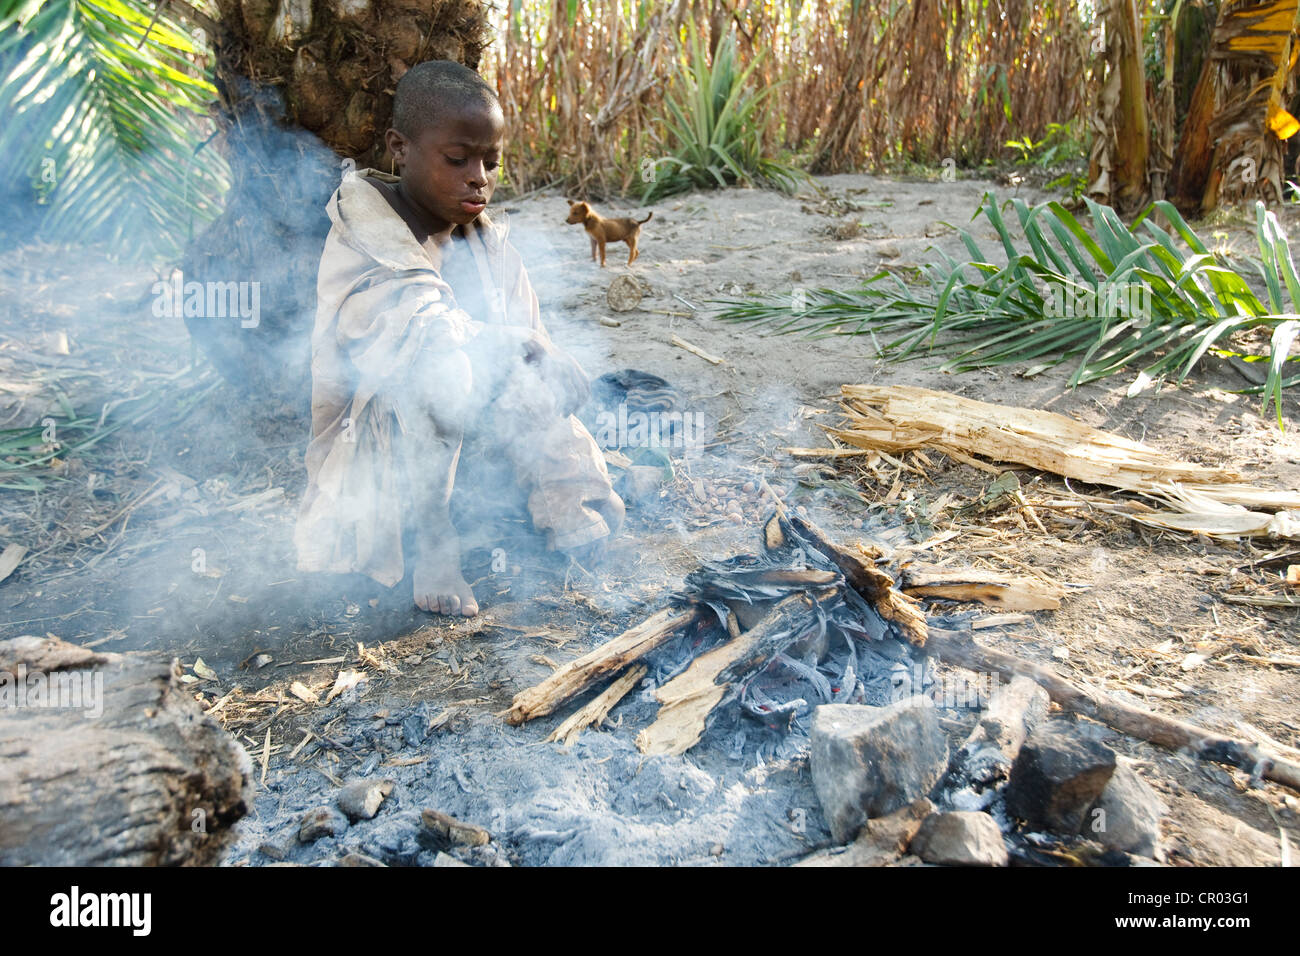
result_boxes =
[924,628,1300,792]
[636,593,828,756]
[764,509,928,647]
[504,607,700,725]
[0,635,250,865]
[547,664,647,746]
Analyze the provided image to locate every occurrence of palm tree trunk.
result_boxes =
[1169,0,1300,214]
[1087,0,1150,212]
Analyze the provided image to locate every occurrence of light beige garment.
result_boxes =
[295,169,616,587]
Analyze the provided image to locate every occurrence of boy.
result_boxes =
[295,60,624,616]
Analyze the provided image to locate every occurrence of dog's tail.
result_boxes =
[637,211,654,224]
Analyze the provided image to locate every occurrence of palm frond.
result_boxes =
[714,194,1300,427]
[0,0,228,260]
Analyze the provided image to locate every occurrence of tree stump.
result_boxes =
[0,636,251,865]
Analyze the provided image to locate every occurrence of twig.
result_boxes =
[670,335,724,365]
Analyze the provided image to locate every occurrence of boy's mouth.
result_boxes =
[460,197,487,215]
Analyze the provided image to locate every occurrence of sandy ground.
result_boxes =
[1,170,1298,866]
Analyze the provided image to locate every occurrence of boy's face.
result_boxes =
[386,103,505,232]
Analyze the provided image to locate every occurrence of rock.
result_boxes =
[298,806,349,843]
[433,851,470,867]
[337,852,386,867]
[795,798,934,867]
[337,778,395,821]
[1085,759,1163,857]
[876,240,902,259]
[1004,723,1116,834]
[909,811,1008,867]
[420,808,491,849]
[810,702,949,843]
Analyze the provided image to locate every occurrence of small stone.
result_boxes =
[433,851,470,867]
[421,809,491,848]
[742,481,756,493]
[795,798,933,868]
[337,852,387,867]
[298,806,349,843]
[876,240,902,259]
[337,778,395,821]
[851,517,864,529]
[1005,723,1116,834]
[909,811,1008,867]
[1085,759,1163,857]
[727,513,743,524]
[810,702,949,844]
[726,499,741,515]
[710,843,725,857]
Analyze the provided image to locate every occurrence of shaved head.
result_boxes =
[392,60,500,138]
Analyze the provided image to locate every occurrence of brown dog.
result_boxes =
[565,201,653,266]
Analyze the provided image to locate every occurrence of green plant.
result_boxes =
[1005,121,1087,167]
[0,0,229,260]
[641,20,808,202]
[714,194,1300,427]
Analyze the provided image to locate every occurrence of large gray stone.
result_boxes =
[1005,723,1116,834]
[1085,759,1163,857]
[811,702,950,844]
[909,811,1008,867]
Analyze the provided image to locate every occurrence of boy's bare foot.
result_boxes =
[413,561,479,616]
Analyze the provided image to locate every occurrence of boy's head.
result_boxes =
[385,60,505,230]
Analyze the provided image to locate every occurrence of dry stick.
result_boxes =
[505,606,700,725]
[669,335,724,365]
[924,627,1300,793]
[770,510,929,648]
[547,664,647,746]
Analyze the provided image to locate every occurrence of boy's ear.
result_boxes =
[384,128,408,168]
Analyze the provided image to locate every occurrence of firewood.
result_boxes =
[546,664,647,746]
[825,385,1300,516]
[764,509,929,647]
[900,565,1066,611]
[504,606,700,725]
[925,627,1300,793]
[636,594,818,756]
[0,635,250,865]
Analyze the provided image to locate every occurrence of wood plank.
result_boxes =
[504,607,699,725]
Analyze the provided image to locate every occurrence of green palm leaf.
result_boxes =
[715,195,1300,427]
[0,0,228,260]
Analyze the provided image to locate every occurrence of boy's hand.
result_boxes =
[524,334,590,417]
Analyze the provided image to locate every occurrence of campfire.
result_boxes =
[506,504,1300,795]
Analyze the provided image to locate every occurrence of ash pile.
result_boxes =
[506,507,1167,866]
